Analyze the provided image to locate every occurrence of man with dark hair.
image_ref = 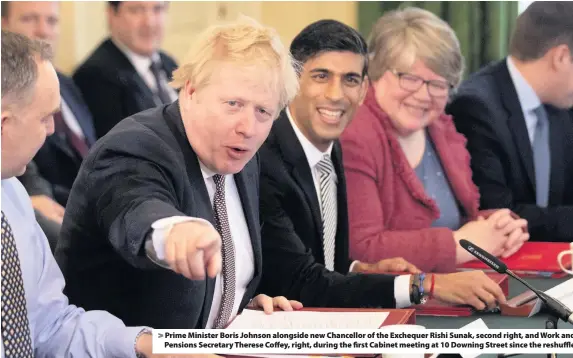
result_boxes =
[448,1,573,242]
[73,1,178,138]
[258,19,507,310]
[1,1,97,250]
[0,29,170,358]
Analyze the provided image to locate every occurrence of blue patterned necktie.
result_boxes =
[1,211,33,357]
[532,105,551,207]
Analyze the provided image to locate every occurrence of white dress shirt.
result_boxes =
[112,38,178,104]
[506,57,543,144]
[60,97,86,139]
[150,162,254,328]
[1,178,147,358]
[286,107,412,308]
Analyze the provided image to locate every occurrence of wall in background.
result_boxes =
[55,1,357,75]
[358,1,518,76]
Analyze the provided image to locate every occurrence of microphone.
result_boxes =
[460,239,573,325]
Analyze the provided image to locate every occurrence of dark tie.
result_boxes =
[316,155,337,271]
[53,111,90,158]
[532,105,551,207]
[149,61,172,105]
[211,174,236,328]
[1,212,33,357]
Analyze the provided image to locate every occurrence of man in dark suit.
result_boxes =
[2,1,97,248]
[56,17,302,329]
[74,1,178,138]
[448,2,573,242]
[259,20,507,311]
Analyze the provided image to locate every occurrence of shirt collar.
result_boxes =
[506,56,541,113]
[198,160,217,180]
[286,106,333,169]
[112,37,161,75]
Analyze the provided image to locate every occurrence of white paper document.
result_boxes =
[428,319,489,358]
[227,309,389,330]
[529,278,573,317]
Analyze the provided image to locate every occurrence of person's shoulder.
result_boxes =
[1,178,35,219]
[159,50,178,68]
[454,61,505,104]
[85,106,182,168]
[73,39,124,79]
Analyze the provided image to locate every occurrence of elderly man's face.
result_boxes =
[1,2,60,51]
[108,1,167,57]
[181,62,280,174]
[1,59,60,179]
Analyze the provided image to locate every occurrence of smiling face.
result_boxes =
[372,59,450,137]
[108,1,167,57]
[180,62,280,174]
[288,50,368,151]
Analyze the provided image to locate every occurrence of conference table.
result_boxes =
[418,276,572,358]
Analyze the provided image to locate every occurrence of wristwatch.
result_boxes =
[410,273,428,305]
[135,328,152,358]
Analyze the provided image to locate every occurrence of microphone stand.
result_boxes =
[501,270,564,358]
[459,240,570,358]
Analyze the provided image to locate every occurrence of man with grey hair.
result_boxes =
[2,1,98,252]
[0,29,203,358]
[449,1,573,242]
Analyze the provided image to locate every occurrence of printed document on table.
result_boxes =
[429,319,488,358]
[227,310,389,330]
[529,278,573,317]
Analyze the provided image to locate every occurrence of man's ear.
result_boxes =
[2,109,13,135]
[549,44,571,72]
[184,80,196,98]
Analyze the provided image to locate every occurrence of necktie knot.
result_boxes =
[317,154,334,176]
[213,174,225,191]
[534,105,548,131]
[149,60,162,74]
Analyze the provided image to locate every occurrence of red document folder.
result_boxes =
[414,273,509,317]
[458,242,572,278]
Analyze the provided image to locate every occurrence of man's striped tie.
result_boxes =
[316,155,337,271]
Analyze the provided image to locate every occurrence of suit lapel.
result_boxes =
[59,77,97,145]
[46,132,81,163]
[274,113,324,254]
[331,141,350,273]
[233,163,262,307]
[128,70,160,108]
[497,62,536,189]
[163,103,216,328]
[104,39,159,109]
[547,106,566,205]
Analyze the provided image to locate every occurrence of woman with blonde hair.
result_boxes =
[340,7,530,273]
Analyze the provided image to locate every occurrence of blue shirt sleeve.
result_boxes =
[1,178,148,358]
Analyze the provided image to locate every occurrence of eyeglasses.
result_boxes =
[391,70,452,98]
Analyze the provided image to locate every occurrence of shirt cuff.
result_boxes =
[394,275,412,308]
[105,326,151,358]
[348,260,359,272]
[150,216,214,260]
